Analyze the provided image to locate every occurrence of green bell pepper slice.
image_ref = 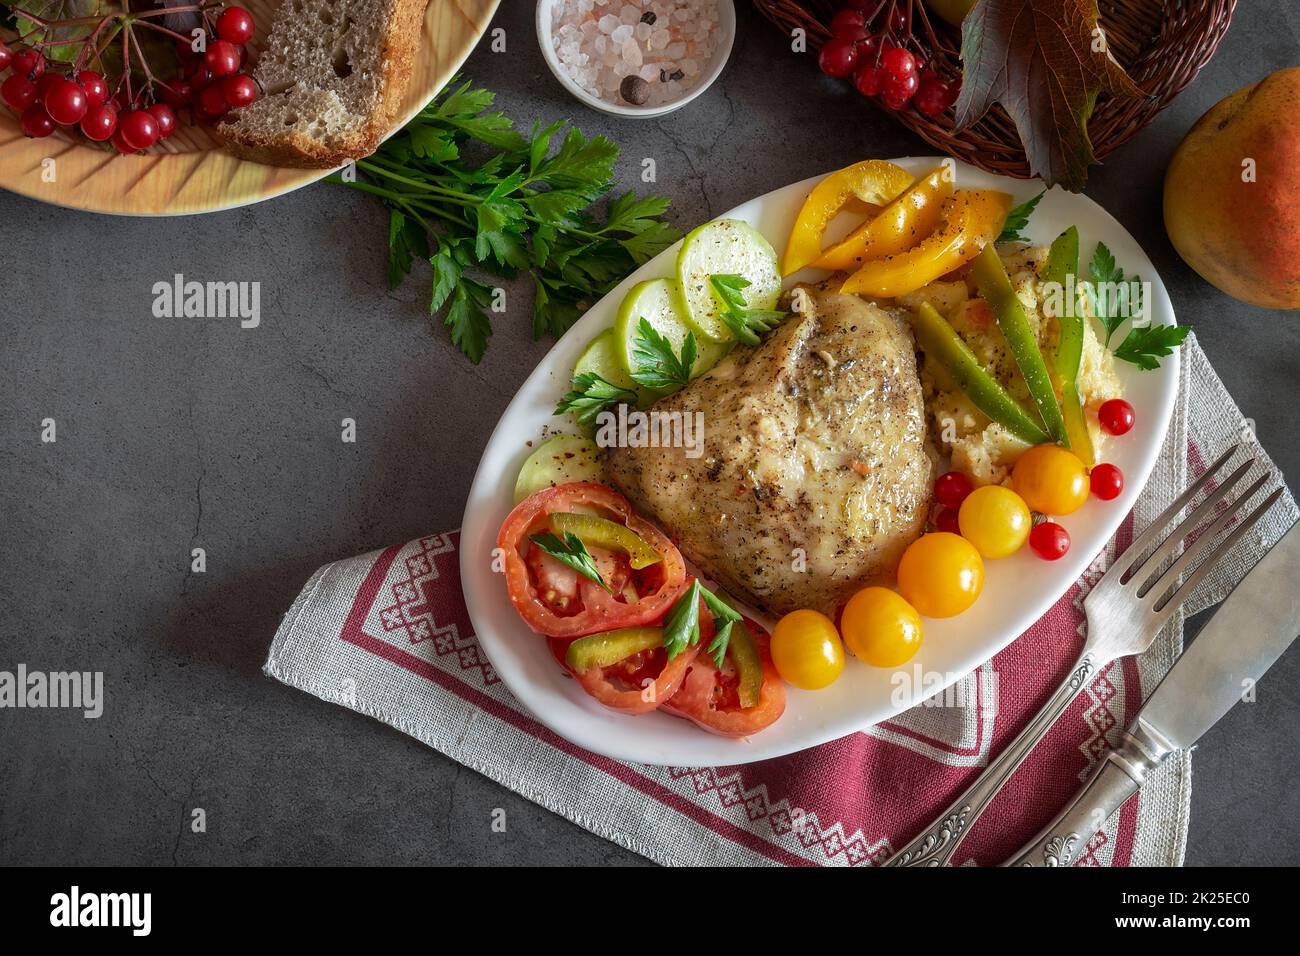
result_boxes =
[549,512,661,569]
[1042,227,1095,466]
[971,244,1066,444]
[726,620,763,709]
[910,302,1051,445]
[565,627,664,671]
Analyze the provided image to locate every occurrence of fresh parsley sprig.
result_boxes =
[662,579,745,665]
[662,579,703,660]
[553,373,638,429]
[630,318,696,390]
[1087,241,1127,345]
[1086,241,1188,369]
[528,531,612,592]
[709,274,786,347]
[996,191,1045,243]
[333,78,680,363]
[1112,325,1190,371]
[700,589,743,668]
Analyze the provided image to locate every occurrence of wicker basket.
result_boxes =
[752,0,1237,182]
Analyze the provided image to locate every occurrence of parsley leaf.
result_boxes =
[444,281,492,364]
[333,77,680,363]
[630,318,696,390]
[1084,240,1184,369]
[663,579,702,660]
[709,274,786,347]
[996,191,1045,243]
[700,588,743,668]
[662,581,745,665]
[1112,325,1190,371]
[1092,240,1144,345]
[554,372,638,429]
[528,531,611,592]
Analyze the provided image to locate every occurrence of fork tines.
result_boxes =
[1102,444,1284,621]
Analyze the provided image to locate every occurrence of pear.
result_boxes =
[1164,68,1300,310]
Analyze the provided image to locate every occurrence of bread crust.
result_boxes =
[218,0,428,169]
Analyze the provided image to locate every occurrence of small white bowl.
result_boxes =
[536,0,736,119]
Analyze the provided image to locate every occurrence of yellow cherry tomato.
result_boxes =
[958,485,1032,559]
[770,609,845,690]
[897,532,984,618]
[1012,444,1090,516]
[840,587,923,667]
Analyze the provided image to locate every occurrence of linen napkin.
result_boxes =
[264,334,1295,866]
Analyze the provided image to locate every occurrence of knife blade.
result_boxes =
[1136,519,1300,750]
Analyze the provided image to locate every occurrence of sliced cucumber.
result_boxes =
[614,278,731,392]
[574,328,638,391]
[677,218,782,342]
[513,434,603,505]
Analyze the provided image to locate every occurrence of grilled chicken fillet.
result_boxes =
[607,289,933,617]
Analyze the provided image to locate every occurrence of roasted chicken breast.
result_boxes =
[607,289,933,617]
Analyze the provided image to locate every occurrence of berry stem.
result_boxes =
[132,18,194,45]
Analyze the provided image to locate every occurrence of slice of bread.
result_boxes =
[219,0,428,168]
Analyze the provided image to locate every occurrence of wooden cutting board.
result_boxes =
[0,0,500,215]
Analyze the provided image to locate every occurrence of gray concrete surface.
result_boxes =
[1,2,1297,866]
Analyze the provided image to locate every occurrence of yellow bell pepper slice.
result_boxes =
[782,160,915,274]
[839,189,1013,298]
[813,163,956,271]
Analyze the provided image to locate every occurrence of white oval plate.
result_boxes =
[460,158,1178,767]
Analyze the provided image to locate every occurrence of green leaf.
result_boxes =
[474,199,528,270]
[433,80,497,120]
[408,124,458,162]
[554,372,638,429]
[662,579,702,660]
[532,279,583,340]
[619,220,680,265]
[428,244,460,314]
[444,282,492,364]
[529,120,566,174]
[386,210,430,289]
[705,619,733,669]
[696,586,742,667]
[630,317,695,390]
[1112,325,1189,371]
[708,274,786,346]
[524,189,590,226]
[1088,241,1121,285]
[337,78,679,364]
[14,0,106,64]
[528,531,611,592]
[604,192,673,235]
[1087,240,1127,345]
[533,128,618,197]
[996,190,1045,243]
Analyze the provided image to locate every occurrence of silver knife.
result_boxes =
[1006,519,1300,867]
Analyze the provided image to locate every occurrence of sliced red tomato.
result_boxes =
[572,640,702,714]
[498,481,688,639]
[663,622,787,737]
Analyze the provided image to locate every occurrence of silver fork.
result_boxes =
[882,444,1279,867]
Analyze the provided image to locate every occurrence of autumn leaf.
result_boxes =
[954,0,1146,191]
[12,0,111,64]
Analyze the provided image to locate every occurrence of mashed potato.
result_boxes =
[897,243,1123,486]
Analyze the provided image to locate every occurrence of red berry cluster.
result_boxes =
[0,5,258,154]
[818,2,960,118]
[163,6,260,131]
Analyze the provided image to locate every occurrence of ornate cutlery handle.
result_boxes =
[882,652,1101,867]
[1005,717,1175,867]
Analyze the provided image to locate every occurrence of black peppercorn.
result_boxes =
[620,75,650,106]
